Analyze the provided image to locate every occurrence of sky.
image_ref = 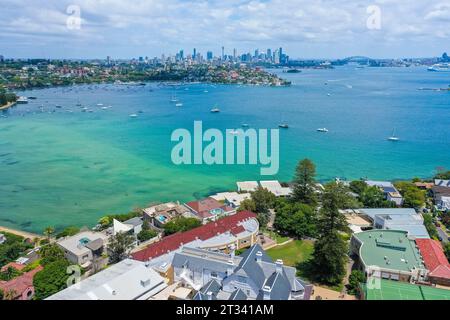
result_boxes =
[0,0,449,59]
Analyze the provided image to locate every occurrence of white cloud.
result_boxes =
[0,0,448,58]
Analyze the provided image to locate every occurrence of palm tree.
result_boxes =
[43,226,55,241]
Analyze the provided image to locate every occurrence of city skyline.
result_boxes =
[0,0,449,59]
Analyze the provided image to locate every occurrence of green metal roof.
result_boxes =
[363,279,450,300]
[353,229,425,272]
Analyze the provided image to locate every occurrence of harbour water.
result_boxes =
[1,66,449,232]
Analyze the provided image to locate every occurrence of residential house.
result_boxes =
[434,179,450,188]
[210,192,251,209]
[0,266,43,300]
[259,180,292,197]
[46,259,167,300]
[358,208,430,239]
[131,211,259,276]
[184,197,236,224]
[143,202,196,228]
[57,231,109,268]
[415,238,450,286]
[350,229,428,283]
[365,180,404,206]
[174,245,313,300]
[236,181,259,192]
[431,185,450,211]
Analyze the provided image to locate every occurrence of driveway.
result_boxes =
[437,227,449,243]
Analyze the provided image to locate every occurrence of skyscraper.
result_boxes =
[267,49,272,62]
[221,46,225,60]
[233,48,237,60]
[193,48,197,59]
[207,51,213,61]
[180,50,184,60]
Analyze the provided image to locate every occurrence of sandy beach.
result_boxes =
[0,225,43,240]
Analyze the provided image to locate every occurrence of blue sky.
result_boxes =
[0,0,449,59]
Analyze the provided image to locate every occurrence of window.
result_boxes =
[211,272,218,279]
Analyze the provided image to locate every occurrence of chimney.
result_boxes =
[275,259,283,274]
[207,291,213,300]
[262,285,271,300]
[227,259,234,276]
[256,251,263,263]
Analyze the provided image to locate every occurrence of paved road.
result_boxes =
[437,227,449,243]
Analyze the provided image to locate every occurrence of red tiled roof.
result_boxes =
[186,197,223,213]
[416,239,450,279]
[132,211,257,261]
[0,266,43,299]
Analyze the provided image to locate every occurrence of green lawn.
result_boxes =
[266,240,314,267]
[264,230,291,244]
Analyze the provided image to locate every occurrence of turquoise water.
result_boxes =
[1,66,449,232]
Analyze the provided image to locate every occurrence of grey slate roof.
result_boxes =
[123,217,144,227]
[193,279,221,300]
[229,288,247,300]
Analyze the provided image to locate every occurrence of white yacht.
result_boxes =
[211,108,220,113]
[428,63,450,72]
[279,123,289,129]
[175,102,183,107]
[387,128,399,141]
[317,128,329,132]
[129,114,138,118]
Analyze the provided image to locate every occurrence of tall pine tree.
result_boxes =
[292,159,317,206]
[311,182,352,285]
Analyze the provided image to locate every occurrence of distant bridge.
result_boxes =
[342,56,375,63]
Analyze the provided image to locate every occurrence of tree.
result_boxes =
[394,182,426,208]
[33,259,70,300]
[43,226,55,240]
[108,232,135,264]
[423,214,439,240]
[251,187,276,214]
[56,226,80,239]
[359,186,396,208]
[40,244,66,266]
[292,159,317,206]
[349,180,368,195]
[163,217,202,235]
[435,170,450,180]
[237,199,256,213]
[274,200,317,238]
[310,182,350,285]
[0,266,22,281]
[137,221,158,242]
[347,270,365,295]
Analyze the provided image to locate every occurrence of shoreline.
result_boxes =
[0,101,16,111]
[0,225,43,240]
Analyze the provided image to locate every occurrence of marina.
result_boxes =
[1,66,450,232]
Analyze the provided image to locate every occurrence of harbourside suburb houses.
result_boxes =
[431,179,450,211]
[358,208,430,239]
[415,238,450,286]
[365,180,404,206]
[0,266,43,300]
[46,259,167,300]
[350,228,450,286]
[175,245,312,300]
[184,197,236,223]
[236,180,292,197]
[131,211,259,268]
[56,231,109,268]
[350,229,428,283]
[143,202,195,228]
